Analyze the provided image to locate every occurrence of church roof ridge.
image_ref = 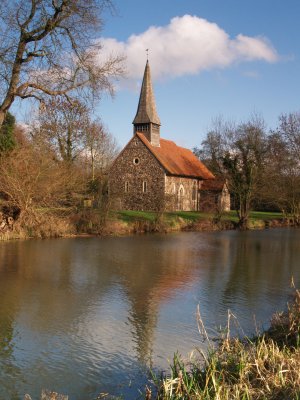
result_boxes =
[132,60,161,126]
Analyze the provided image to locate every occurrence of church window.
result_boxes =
[125,181,129,193]
[142,181,147,193]
[133,157,140,165]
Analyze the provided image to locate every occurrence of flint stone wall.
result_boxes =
[109,135,165,211]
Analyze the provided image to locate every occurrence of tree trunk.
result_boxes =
[237,195,250,230]
[0,39,27,130]
[238,215,248,230]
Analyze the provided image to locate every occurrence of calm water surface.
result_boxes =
[0,229,299,399]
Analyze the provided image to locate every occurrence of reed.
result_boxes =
[148,289,300,400]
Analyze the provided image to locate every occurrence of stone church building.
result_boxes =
[109,61,230,212]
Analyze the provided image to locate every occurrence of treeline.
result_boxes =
[194,112,300,229]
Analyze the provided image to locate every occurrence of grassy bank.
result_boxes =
[114,210,286,234]
[0,209,289,240]
[147,290,300,400]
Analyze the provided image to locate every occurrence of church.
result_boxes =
[109,60,230,212]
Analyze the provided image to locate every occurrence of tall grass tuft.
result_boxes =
[148,289,300,399]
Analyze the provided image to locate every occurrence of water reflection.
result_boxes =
[0,229,299,399]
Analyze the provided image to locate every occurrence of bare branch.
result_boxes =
[0,0,124,128]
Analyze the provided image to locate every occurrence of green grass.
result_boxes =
[249,211,284,220]
[221,210,283,222]
[116,210,157,222]
[115,210,284,225]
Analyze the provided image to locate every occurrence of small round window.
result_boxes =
[133,157,140,165]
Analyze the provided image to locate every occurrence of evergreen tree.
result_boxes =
[0,112,16,153]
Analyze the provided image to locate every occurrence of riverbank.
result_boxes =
[0,209,293,240]
[146,289,300,400]
[107,210,290,235]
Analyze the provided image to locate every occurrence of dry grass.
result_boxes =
[12,212,75,239]
[148,290,300,400]
[29,214,75,238]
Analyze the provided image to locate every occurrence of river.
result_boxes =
[0,228,299,399]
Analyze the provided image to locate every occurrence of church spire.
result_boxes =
[133,60,161,147]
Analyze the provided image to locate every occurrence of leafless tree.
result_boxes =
[84,118,119,180]
[32,99,119,170]
[0,0,124,128]
[197,116,267,229]
[193,116,235,175]
[278,112,300,156]
[263,112,300,224]
[33,97,89,162]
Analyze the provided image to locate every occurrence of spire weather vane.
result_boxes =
[146,48,149,60]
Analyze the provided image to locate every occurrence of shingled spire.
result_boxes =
[133,60,161,147]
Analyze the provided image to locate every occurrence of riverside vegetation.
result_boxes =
[0,208,292,241]
[146,288,300,400]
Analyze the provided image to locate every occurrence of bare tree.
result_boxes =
[193,116,234,175]
[263,112,300,224]
[34,97,89,162]
[198,116,267,229]
[32,99,119,169]
[84,118,119,180]
[278,112,300,156]
[0,0,123,128]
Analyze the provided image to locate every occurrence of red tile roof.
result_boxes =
[137,132,214,179]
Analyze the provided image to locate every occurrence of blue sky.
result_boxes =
[13,0,300,150]
[97,0,300,149]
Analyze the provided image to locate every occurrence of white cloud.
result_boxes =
[97,15,278,83]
